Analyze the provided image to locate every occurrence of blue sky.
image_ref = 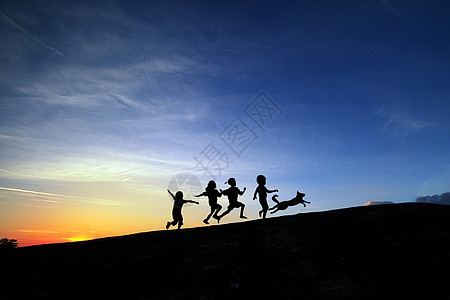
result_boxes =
[1,0,450,245]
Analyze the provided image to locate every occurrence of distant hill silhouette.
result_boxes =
[1,203,449,299]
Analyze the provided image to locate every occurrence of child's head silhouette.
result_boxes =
[206,180,216,190]
[256,175,266,186]
[225,177,236,187]
[175,191,183,200]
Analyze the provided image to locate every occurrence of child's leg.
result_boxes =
[213,204,222,219]
[260,201,268,219]
[219,208,230,218]
[239,202,247,218]
[204,207,214,223]
[217,207,231,223]
[177,220,183,229]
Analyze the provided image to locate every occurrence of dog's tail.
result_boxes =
[272,194,279,204]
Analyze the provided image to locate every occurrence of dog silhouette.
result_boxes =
[269,191,310,214]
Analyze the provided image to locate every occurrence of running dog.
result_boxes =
[269,191,310,214]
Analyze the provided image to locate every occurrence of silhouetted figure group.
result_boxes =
[165,175,310,229]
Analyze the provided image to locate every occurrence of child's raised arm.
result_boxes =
[167,189,175,200]
[268,189,278,193]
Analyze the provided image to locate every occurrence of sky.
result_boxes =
[1,0,450,246]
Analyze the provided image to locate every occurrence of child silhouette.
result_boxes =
[253,175,278,219]
[216,177,247,223]
[195,180,222,224]
[166,189,199,230]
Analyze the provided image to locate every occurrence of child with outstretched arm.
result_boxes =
[166,189,199,230]
[253,175,278,219]
[195,180,222,224]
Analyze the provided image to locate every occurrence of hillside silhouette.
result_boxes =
[1,203,449,299]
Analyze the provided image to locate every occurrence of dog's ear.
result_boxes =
[297,191,300,195]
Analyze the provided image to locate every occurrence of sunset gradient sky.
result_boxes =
[1,0,450,246]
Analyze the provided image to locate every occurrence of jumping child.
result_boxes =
[195,180,222,224]
[216,177,247,223]
[253,174,278,219]
[166,189,199,230]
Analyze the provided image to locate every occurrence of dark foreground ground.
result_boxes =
[1,203,449,299]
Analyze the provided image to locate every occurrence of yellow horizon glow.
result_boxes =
[0,179,261,247]
[62,236,92,242]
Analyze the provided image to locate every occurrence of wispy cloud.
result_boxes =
[378,0,426,33]
[0,186,68,198]
[378,0,412,24]
[376,107,432,136]
[0,186,127,206]
[0,11,64,57]
[383,113,431,131]
[0,134,39,143]
[15,229,59,234]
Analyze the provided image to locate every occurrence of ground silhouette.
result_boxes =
[1,203,449,300]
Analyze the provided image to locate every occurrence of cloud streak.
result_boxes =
[0,186,68,198]
[378,0,413,23]
[0,186,127,206]
[376,107,432,136]
[0,11,64,57]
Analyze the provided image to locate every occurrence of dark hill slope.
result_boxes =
[1,203,449,299]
